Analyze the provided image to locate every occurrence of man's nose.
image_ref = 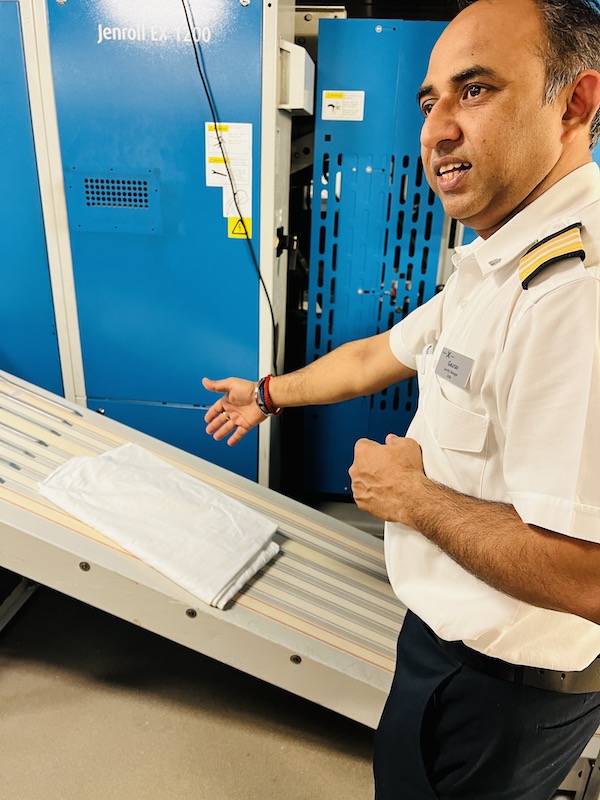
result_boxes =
[420,100,462,150]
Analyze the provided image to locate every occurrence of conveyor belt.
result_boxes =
[0,371,403,727]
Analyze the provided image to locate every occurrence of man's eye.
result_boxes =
[421,101,435,117]
[464,84,483,99]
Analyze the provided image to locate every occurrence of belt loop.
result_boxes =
[514,665,525,685]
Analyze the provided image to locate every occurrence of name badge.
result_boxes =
[435,347,474,389]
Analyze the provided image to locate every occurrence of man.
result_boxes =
[203,0,600,796]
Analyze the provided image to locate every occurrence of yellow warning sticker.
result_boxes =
[228,217,252,239]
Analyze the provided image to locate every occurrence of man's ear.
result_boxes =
[562,70,600,144]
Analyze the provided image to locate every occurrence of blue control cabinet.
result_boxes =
[304,19,446,494]
[44,0,270,479]
[0,1,63,395]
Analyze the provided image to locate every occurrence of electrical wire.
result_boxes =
[180,0,280,376]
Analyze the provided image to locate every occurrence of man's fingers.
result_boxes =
[226,426,250,446]
[204,403,228,424]
[353,436,376,454]
[202,376,232,394]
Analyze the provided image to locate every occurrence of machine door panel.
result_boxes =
[0,1,63,396]
[304,20,446,494]
[45,0,265,478]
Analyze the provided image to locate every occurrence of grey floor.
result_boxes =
[0,501,381,800]
[0,500,590,800]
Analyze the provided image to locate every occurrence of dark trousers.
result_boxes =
[374,610,600,799]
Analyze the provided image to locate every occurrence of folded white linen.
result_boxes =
[38,442,279,609]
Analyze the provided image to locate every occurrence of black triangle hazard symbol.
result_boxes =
[232,218,246,236]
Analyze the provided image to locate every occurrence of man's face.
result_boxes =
[418,0,566,238]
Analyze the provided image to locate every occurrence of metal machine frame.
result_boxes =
[0,369,403,728]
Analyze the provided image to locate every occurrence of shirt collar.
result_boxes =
[452,162,600,276]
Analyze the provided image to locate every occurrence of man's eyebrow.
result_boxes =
[416,83,433,105]
[416,65,502,105]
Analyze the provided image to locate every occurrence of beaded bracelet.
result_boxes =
[254,374,283,416]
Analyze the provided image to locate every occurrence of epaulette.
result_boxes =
[519,222,585,289]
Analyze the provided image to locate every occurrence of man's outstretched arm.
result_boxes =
[203,331,416,445]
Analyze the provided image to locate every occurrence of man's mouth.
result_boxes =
[437,162,472,182]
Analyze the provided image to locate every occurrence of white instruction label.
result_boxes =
[205,122,253,237]
[321,90,365,121]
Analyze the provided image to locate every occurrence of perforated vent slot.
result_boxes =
[68,168,161,234]
[309,151,439,362]
[306,145,444,480]
[84,177,149,209]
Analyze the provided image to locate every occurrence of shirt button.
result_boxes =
[460,298,468,308]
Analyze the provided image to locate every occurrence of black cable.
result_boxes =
[180,0,280,376]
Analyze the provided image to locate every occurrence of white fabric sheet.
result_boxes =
[38,442,279,609]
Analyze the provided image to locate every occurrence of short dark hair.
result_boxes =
[458,0,600,149]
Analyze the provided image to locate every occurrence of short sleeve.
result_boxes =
[497,269,600,544]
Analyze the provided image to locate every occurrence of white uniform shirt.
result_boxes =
[387,162,600,670]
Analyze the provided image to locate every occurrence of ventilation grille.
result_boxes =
[84,177,149,209]
[67,168,161,234]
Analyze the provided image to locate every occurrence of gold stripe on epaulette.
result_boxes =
[519,222,585,289]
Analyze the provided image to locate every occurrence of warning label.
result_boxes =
[228,217,252,239]
[205,122,253,239]
[321,89,365,121]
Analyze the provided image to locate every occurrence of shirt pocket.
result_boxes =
[421,382,490,496]
[431,388,489,453]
